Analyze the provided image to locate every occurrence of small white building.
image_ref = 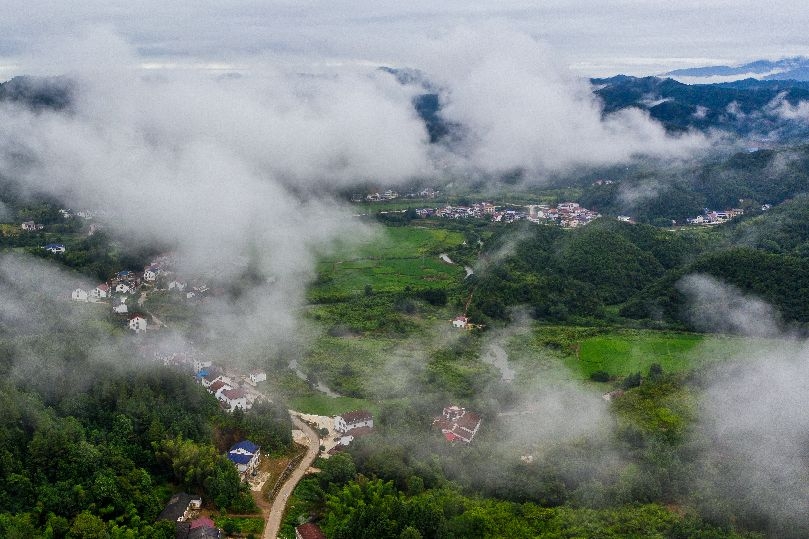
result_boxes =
[71,288,89,302]
[44,244,65,254]
[91,283,110,299]
[143,266,160,282]
[115,283,133,294]
[452,316,469,329]
[248,371,267,385]
[129,314,148,333]
[168,279,187,291]
[193,359,212,373]
[221,387,250,411]
[112,297,128,314]
[334,410,373,433]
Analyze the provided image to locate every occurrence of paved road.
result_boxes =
[263,414,320,539]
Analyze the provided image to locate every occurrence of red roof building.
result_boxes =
[295,522,327,539]
[432,405,482,444]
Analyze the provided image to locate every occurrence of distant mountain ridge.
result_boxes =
[591,75,809,138]
[665,57,809,81]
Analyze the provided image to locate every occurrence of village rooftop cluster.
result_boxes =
[70,252,214,333]
[685,207,745,225]
[353,187,439,202]
[415,201,601,228]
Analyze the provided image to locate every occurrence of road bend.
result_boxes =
[263,414,320,539]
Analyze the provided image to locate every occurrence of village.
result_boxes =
[58,242,486,538]
[685,207,746,225]
[415,200,602,228]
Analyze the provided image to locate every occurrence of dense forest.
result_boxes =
[468,193,809,333]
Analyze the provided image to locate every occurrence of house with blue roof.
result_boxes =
[44,243,65,253]
[227,440,260,475]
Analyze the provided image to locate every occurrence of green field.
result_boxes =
[311,226,466,297]
[212,516,264,535]
[572,331,769,377]
[288,394,381,417]
[503,325,776,382]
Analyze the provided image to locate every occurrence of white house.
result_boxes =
[168,279,187,291]
[21,221,42,231]
[334,410,373,433]
[193,359,212,373]
[221,387,249,411]
[129,314,148,333]
[143,266,160,282]
[115,283,133,294]
[452,316,468,329]
[227,440,261,474]
[44,244,65,254]
[112,297,128,314]
[248,371,267,385]
[71,288,89,302]
[91,283,110,299]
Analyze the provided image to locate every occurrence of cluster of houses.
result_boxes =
[413,201,601,228]
[20,220,45,231]
[415,202,497,220]
[362,190,400,201]
[157,492,221,539]
[155,440,262,537]
[144,344,267,412]
[69,252,215,333]
[432,405,482,444]
[58,208,106,220]
[353,187,439,202]
[685,208,745,225]
[526,202,601,228]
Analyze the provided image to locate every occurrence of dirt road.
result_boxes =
[262,414,320,539]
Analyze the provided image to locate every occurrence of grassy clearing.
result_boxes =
[504,325,775,381]
[0,223,21,236]
[571,331,770,378]
[288,394,380,417]
[311,226,466,298]
[314,257,462,296]
[212,516,264,535]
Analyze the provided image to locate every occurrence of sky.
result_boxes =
[0,1,808,80]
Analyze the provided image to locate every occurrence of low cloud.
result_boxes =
[679,272,809,534]
[415,26,707,175]
[767,91,809,122]
[676,274,782,337]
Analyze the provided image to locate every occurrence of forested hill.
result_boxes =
[471,196,809,332]
[578,144,809,223]
[592,75,809,136]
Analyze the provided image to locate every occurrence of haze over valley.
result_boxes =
[3,4,809,539]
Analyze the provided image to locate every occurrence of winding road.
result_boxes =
[262,414,320,539]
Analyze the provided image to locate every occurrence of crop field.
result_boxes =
[503,325,777,381]
[288,394,381,417]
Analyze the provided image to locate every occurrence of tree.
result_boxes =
[68,511,109,539]
[622,372,642,390]
[647,363,664,382]
[399,526,423,539]
[319,453,357,489]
